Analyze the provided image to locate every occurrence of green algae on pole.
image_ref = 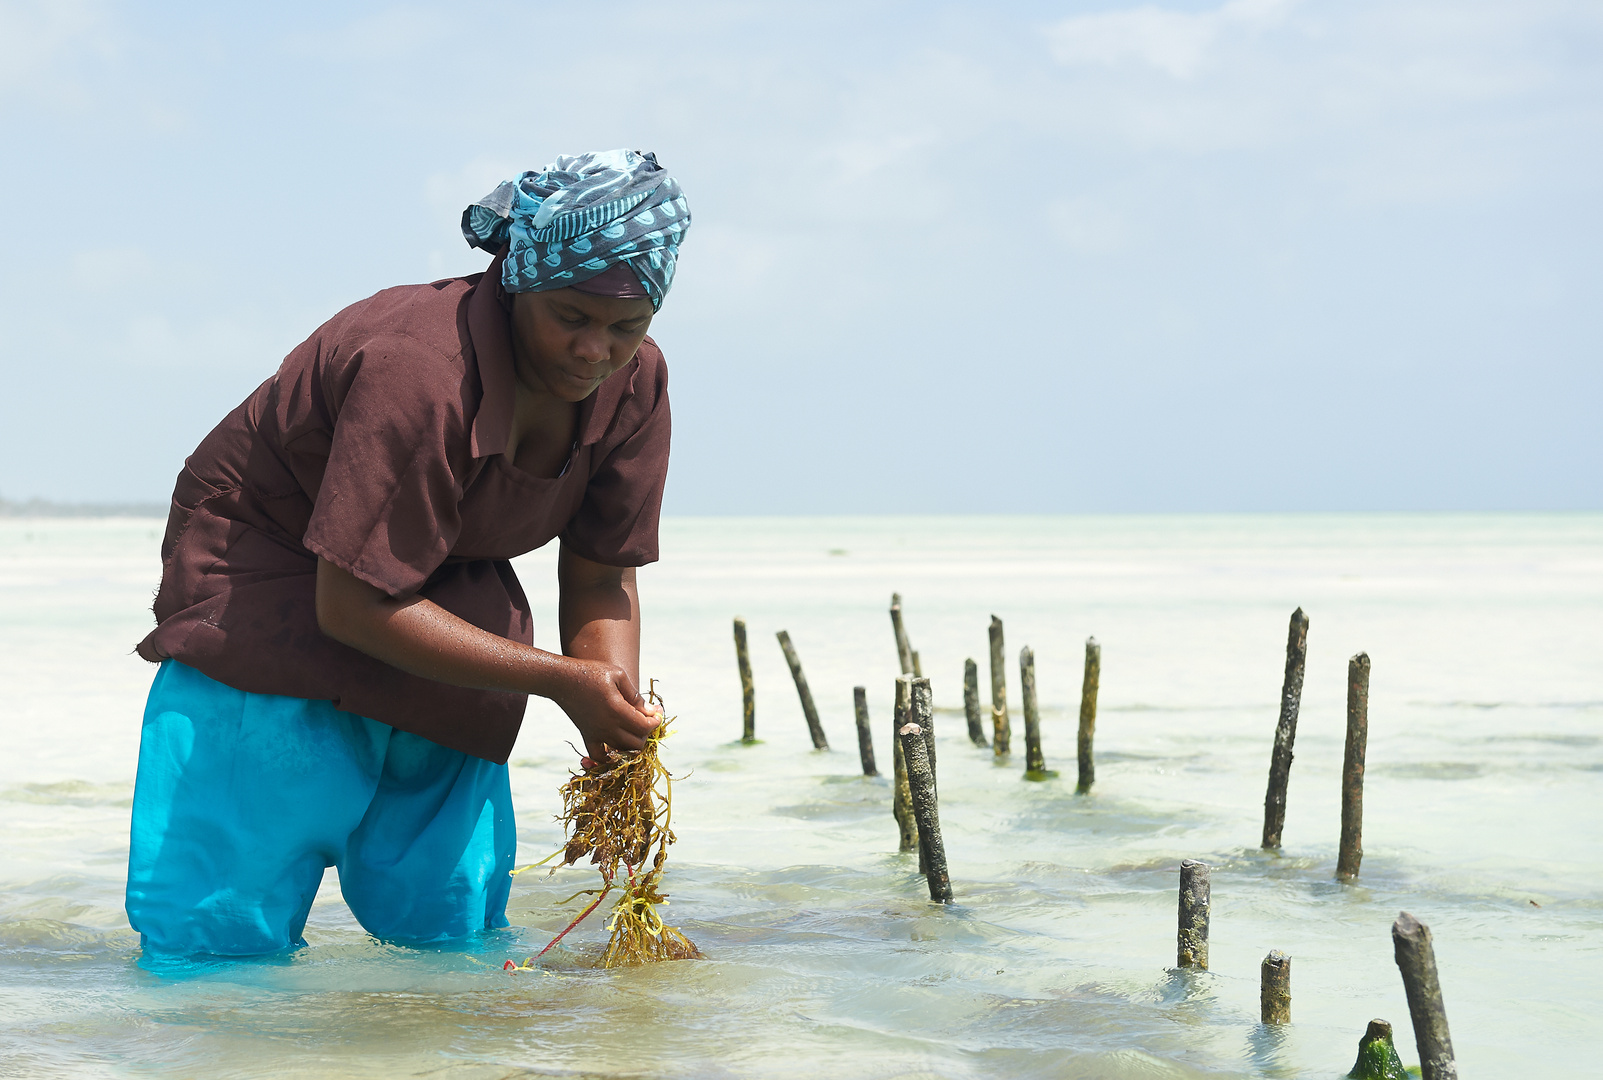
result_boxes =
[1020,646,1056,781]
[890,593,914,675]
[1260,950,1290,1024]
[891,675,920,855]
[900,685,952,903]
[775,630,827,750]
[1347,1019,1409,1080]
[1076,637,1101,794]
[963,658,988,747]
[989,615,1010,756]
[853,686,877,777]
[1392,912,1458,1080]
[1176,859,1210,969]
[1262,607,1310,849]
[1337,652,1371,882]
[733,617,756,743]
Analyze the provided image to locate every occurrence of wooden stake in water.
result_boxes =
[891,675,919,854]
[734,617,756,744]
[963,658,988,747]
[853,686,877,777]
[1076,637,1100,794]
[890,592,914,675]
[900,699,952,902]
[1392,912,1457,1080]
[911,650,923,677]
[1346,1019,1409,1080]
[1337,652,1371,882]
[1177,859,1210,969]
[1262,607,1310,849]
[914,675,936,793]
[989,615,1010,756]
[1260,950,1291,1024]
[775,630,828,750]
[1020,646,1055,780]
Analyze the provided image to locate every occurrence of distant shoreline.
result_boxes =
[0,497,166,519]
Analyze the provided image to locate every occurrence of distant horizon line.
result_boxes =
[4,496,1599,520]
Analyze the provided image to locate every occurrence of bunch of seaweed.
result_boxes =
[518,682,699,966]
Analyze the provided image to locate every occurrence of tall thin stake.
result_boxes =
[734,617,755,743]
[963,658,988,747]
[915,674,935,794]
[1392,912,1457,1080]
[1262,607,1310,848]
[912,677,937,865]
[901,682,952,903]
[1177,859,1210,969]
[775,630,828,750]
[911,650,923,677]
[989,615,1010,756]
[1337,652,1371,881]
[891,675,919,855]
[1260,950,1291,1024]
[1076,637,1100,794]
[890,593,914,675]
[853,686,877,777]
[1020,646,1055,780]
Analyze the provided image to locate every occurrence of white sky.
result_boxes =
[1,0,1598,511]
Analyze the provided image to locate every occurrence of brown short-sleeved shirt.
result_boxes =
[136,252,671,763]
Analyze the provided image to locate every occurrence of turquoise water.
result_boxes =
[1,514,1599,1078]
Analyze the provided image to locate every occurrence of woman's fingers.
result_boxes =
[561,660,665,760]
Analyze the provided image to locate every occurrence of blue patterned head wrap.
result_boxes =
[461,149,691,312]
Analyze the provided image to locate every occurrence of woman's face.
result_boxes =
[510,289,655,402]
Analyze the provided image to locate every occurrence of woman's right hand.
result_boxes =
[550,658,662,763]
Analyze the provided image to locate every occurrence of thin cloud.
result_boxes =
[1046,0,1295,79]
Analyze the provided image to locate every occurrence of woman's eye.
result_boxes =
[560,313,587,326]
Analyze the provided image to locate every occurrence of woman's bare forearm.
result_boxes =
[315,557,575,696]
[313,556,659,755]
[558,546,642,687]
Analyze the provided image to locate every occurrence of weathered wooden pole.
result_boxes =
[900,686,952,903]
[1346,1019,1409,1079]
[1260,950,1290,1024]
[1020,647,1054,780]
[911,650,923,678]
[911,676,937,863]
[891,675,919,854]
[733,617,755,743]
[1392,912,1457,1080]
[988,615,1010,755]
[962,658,988,747]
[853,686,877,777]
[1177,859,1210,969]
[1337,652,1371,882]
[915,674,935,792]
[890,593,914,675]
[775,630,827,750]
[1076,636,1100,794]
[1262,607,1310,849]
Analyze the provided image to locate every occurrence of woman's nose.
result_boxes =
[575,332,609,365]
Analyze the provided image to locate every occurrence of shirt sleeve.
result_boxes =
[301,334,474,596]
[560,356,671,567]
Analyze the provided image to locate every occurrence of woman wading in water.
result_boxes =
[127,150,690,955]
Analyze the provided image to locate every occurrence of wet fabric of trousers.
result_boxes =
[126,660,515,955]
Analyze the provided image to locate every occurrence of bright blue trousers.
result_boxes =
[126,661,514,956]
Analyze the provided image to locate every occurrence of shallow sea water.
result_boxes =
[1,513,1599,1078]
